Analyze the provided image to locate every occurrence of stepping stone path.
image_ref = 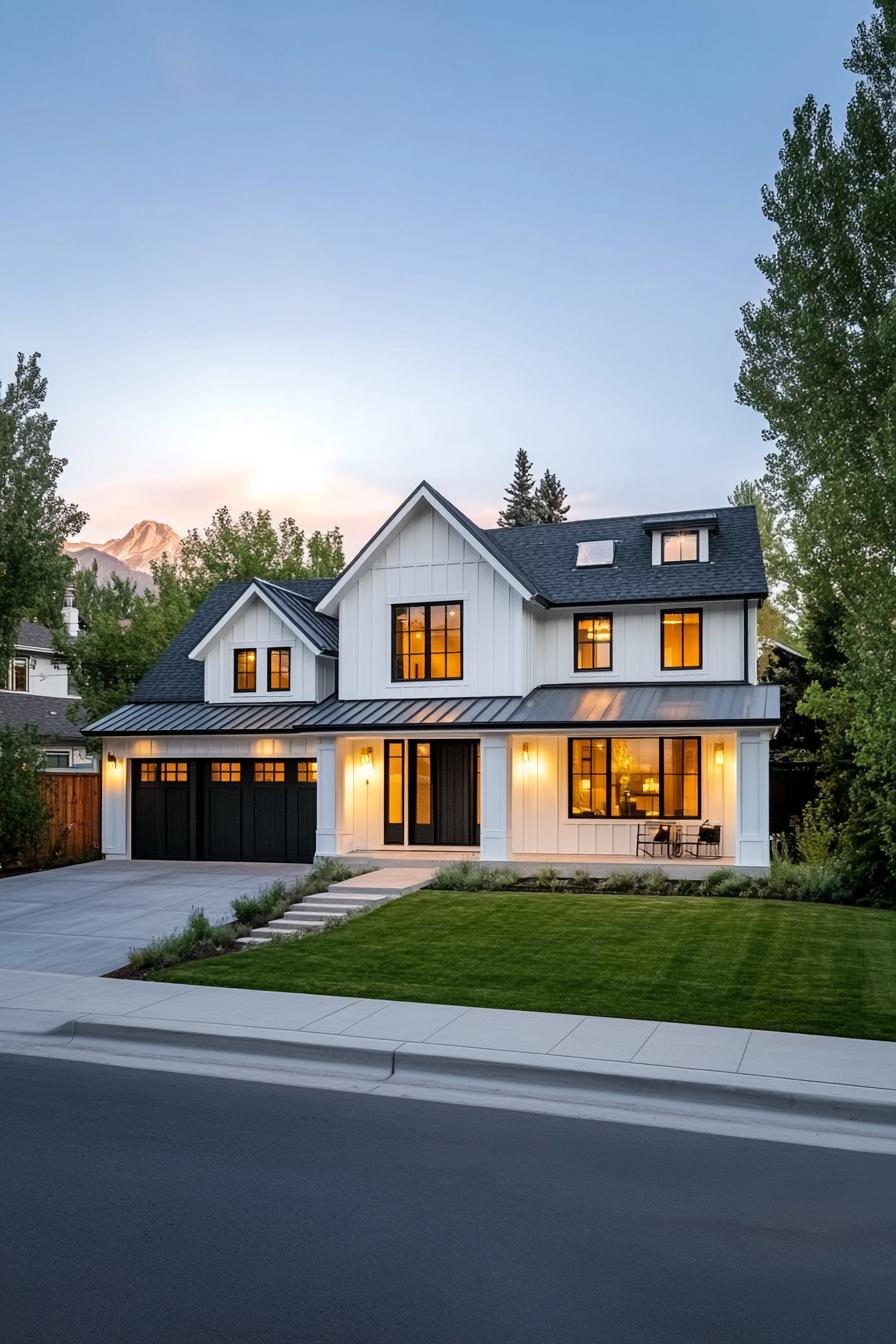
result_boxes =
[235,868,436,946]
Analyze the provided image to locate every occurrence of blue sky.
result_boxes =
[1,1,870,548]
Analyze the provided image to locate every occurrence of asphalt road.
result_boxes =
[2,1055,894,1344]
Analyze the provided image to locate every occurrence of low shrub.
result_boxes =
[128,909,240,972]
[429,861,515,891]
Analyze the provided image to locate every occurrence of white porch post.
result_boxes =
[735,729,771,869]
[315,737,339,857]
[480,734,511,861]
[101,738,129,858]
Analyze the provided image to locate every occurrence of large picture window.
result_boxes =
[661,610,702,669]
[574,614,613,671]
[392,603,463,681]
[569,737,700,819]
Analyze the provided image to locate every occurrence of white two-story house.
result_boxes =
[87,483,779,871]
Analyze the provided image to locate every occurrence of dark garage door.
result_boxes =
[133,758,317,862]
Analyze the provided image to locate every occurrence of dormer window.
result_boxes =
[233,648,257,693]
[576,539,615,567]
[7,656,28,691]
[662,531,699,564]
[267,648,291,692]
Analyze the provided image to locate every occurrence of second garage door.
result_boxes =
[204,759,317,862]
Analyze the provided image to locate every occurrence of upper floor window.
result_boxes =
[267,647,291,692]
[6,656,28,691]
[575,614,613,671]
[661,610,702,669]
[392,603,463,681]
[233,648,256,693]
[662,530,699,564]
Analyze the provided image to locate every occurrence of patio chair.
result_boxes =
[682,822,722,859]
[636,822,672,858]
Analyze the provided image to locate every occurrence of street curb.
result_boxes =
[56,1016,398,1080]
[34,1014,896,1139]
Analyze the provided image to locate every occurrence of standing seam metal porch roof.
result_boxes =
[85,682,779,736]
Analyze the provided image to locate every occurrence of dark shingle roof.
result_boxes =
[0,691,86,741]
[86,682,779,735]
[15,621,55,652]
[484,505,767,605]
[131,578,336,703]
[254,579,338,655]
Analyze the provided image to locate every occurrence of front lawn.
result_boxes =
[153,889,896,1040]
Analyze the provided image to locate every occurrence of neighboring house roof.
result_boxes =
[85,682,779,736]
[14,621,56,653]
[482,506,767,606]
[0,691,86,742]
[130,578,336,703]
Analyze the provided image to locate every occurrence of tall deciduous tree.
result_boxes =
[735,0,896,892]
[0,726,49,868]
[0,353,87,665]
[534,469,570,523]
[497,449,537,527]
[727,479,799,647]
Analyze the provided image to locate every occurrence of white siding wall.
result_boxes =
[336,502,529,699]
[509,732,738,860]
[534,600,750,686]
[12,649,70,697]
[200,596,324,703]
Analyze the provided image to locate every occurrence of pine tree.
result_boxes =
[497,449,537,527]
[534,469,570,523]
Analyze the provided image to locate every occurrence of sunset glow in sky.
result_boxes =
[2,1,868,551]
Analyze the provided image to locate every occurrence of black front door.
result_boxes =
[409,740,478,846]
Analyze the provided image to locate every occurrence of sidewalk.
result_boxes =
[2,969,896,1151]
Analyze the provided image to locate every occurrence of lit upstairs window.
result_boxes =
[662,530,699,564]
[575,539,615,567]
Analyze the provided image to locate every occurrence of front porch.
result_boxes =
[315,725,773,872]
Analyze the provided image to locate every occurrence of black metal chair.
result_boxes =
[682,823,722,859]
[636,822,672,858]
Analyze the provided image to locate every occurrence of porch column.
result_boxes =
[101,737,129,859]
[480,734,511,862]
[735,729,771,869]
[315,738,339,857]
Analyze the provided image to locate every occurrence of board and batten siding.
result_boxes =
[200,596,332,703]
[336,502,530,700]
[534,600,753,686]
[509,732,738,860]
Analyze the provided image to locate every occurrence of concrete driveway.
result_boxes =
[0,860,310,976]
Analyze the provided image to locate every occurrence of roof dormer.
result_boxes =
[642,511,718,566]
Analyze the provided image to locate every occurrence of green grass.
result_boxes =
[153,889,896,1040]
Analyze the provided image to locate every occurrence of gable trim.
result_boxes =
[315,482,536,616]
[188,583,328,661]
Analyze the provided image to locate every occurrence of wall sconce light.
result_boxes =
[713,742,725,768]
[360,747,374,779]
[107,751,118,767]
[522,742,530,764]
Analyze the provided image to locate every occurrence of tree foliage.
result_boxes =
[0,353,87,666]
[736,0,896,893]
[727,479,799,648]
[497,451,569,526]
[63,508,346,723]
[0,726,50,868]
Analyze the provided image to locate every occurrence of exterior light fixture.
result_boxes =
[360,747,374,779]
[714,742,725,768]
[522,743,530,764]
[107,752,118,767]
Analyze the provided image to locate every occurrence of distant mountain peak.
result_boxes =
[66,520,181,575]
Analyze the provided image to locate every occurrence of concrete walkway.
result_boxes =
[2,970,896,1150]
[0,861,310,974]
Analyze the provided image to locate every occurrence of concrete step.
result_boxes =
[265,917,328,931]
[293,902,365,914]
[235,935,273,947]
[327,867,435,898]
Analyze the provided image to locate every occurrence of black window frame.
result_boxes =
[567,736,701,821]
[573,612,614,673]
[391,601,464,683]
[233,648,257,693]
[660,608,703,670]
[660,530,700,565]
[383,739,405,844]
[267,646,291,693]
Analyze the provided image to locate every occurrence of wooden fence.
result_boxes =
[39,772,101,862]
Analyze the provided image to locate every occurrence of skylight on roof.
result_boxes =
[576,539,615,568]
